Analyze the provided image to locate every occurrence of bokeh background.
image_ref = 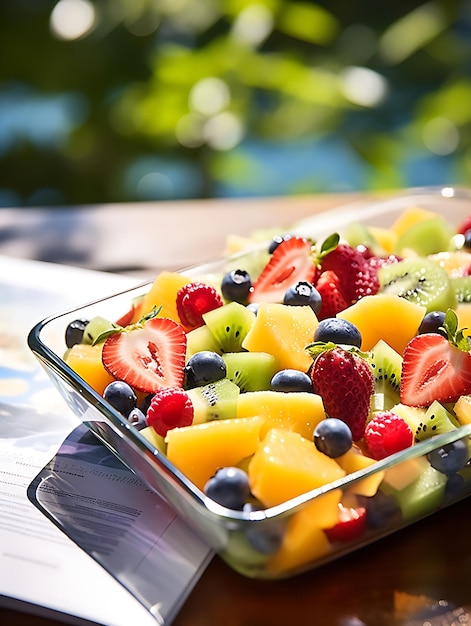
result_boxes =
[1,0,470,207]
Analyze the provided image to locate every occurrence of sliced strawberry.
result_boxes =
[315,270,349,319]
[248,236,315,304]
[325,503,367,543]
[400,333,471,407]
[102,317,186,394]
[115,301,142,327]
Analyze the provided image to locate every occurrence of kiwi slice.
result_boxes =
[222,352,279,393]
[378,258,457,313]
[414,400,460,442]
[382,465,448,520]
[451,276,471,304]
[343,222,386,256]
[393,215,454,256]
[82,316,120,345]
[187,378,240,423]
[186,324,221,359]
[202,302,256,354]
[369,340,402,410]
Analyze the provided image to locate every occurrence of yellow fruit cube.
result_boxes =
[267,490,341,574]
[248,428,345,507]
[135,271,192,323]
[242,303,318,371]
[336,446,384,497]
[165,416,265,490]
[65,343,115,395]
[454,395,471,425]
[456,303,471,338]
[390,206,437,237]
[338,294,426,355]
[236,390,325,440]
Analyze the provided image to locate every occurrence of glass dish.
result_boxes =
[28,186,471,579]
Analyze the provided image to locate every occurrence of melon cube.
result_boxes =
[248,428,345,507]
[236,390,325,440]
[453,394,471,425]
[267,490,341,574]
[242,303,319,371]
[65,343,115,395]
[338,294,426,355]
[165,415,265,490]
[135,271,192,323]
[336,446,384,497]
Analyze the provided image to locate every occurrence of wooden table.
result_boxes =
[2,191,471,626]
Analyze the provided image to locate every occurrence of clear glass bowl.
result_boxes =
[28,186,471,579]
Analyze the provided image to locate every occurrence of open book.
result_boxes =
[0,256,212,625]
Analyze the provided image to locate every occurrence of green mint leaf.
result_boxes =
[442,308,470,351]
[320,233,340,255]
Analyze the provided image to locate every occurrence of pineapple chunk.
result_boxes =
[242,302,319,371]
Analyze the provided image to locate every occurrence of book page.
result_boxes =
[0,256,212,625]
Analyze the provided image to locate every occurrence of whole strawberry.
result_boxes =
[308,343,374,441]
[319,241,380,304]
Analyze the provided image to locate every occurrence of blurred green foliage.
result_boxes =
[0,0,470,206]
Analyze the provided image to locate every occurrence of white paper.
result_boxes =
[0,255,212,625]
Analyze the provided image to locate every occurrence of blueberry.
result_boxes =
[313,318,362,347]
[243,503,284,554]
[283,280,322,314]
[427,439,469,475]
[268,234,292,254]
[103,380,137,416]
[271,369,313,393]
[358,491,401,530]
[418,310,447,337]
[140,393,154,414]
[184,351,227,388]
[65,318,89,348]
[463,229,471,249]
[221,269,252,304]
[127,407,147,430]
[314,418,353,457]
[444,472,466,502]
[204,467,251,510]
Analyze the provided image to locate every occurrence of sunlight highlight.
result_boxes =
[50,0,96,41]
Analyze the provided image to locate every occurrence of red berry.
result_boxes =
[457,215,471,235]
[146,387,194,437]
[319,242,380,303]
[315,270,349,319]
[176,282,223,330]
[249,237,316,304]
[102,317,187,394]
[364,411,413,460]
[310,346,374,441]
[325,503,367,543]
[401,332,471,407]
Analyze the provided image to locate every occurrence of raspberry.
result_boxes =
[176,282,223,329]
[364,411,413,460]
[146,387,194,437]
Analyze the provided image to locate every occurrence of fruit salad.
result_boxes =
[37,194,471,578]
